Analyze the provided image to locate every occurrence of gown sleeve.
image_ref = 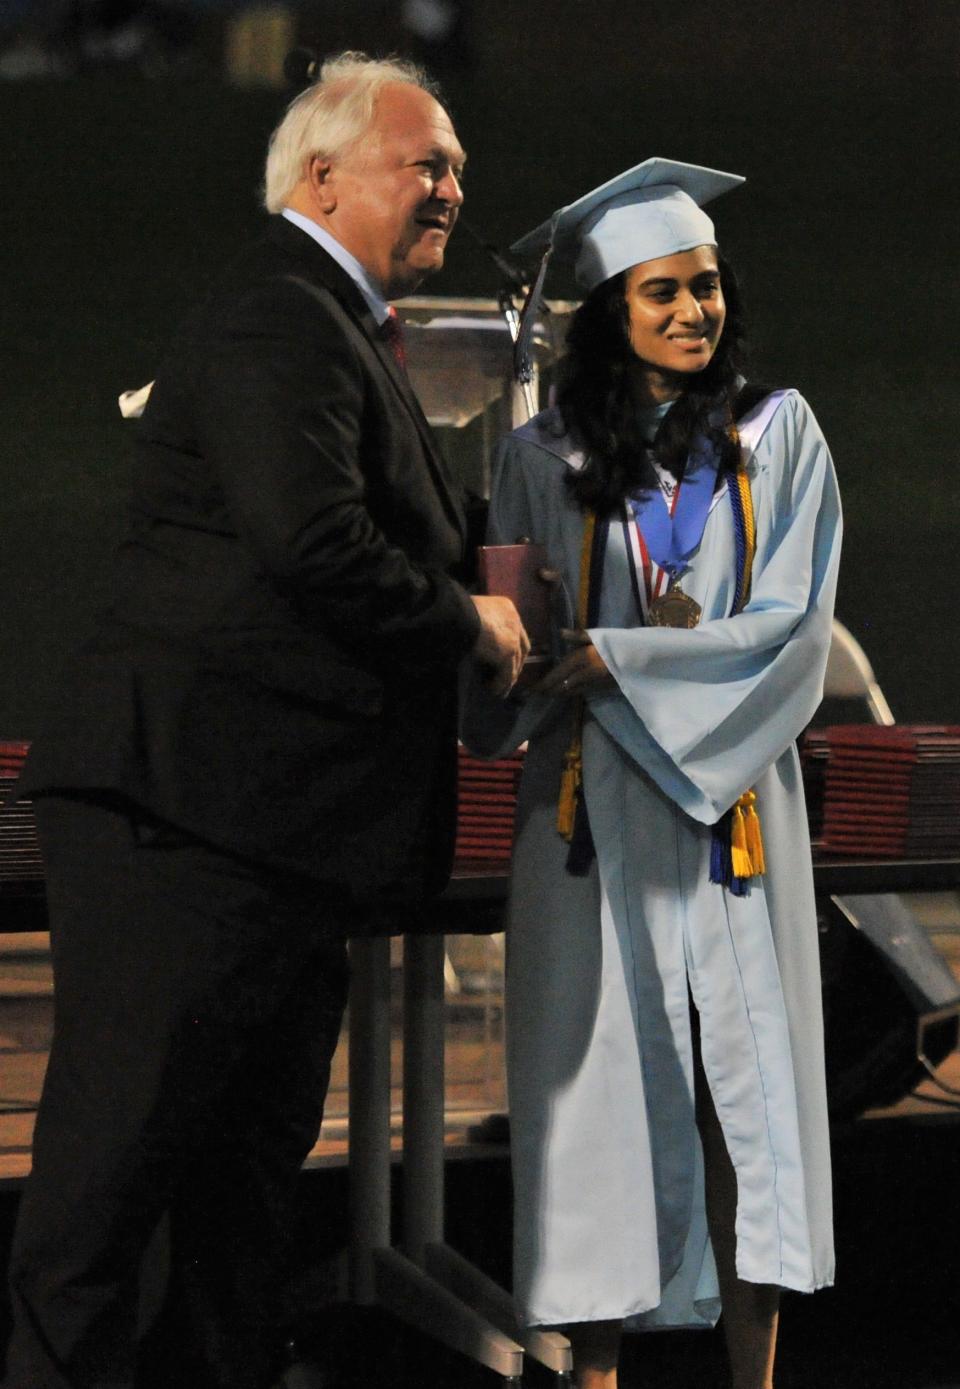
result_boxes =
[588,391,842,823]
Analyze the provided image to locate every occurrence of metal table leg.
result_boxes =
[347,935,392,1305]
[347,930,526,1379]
[401,932,572,1378]
[401,931,446,1264]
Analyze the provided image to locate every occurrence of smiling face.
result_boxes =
[623,245,726,400]
[299,82,465,299]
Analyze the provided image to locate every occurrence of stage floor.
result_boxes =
[2,919,960,1387]
[2,906,960,1184]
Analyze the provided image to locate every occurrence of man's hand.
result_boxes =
[471,596,530,697]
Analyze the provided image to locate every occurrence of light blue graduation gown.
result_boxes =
[461,390,842,1329]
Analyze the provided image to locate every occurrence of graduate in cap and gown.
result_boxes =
[462,160,842,1389]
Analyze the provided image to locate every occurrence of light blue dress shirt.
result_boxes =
[282,207,390,326]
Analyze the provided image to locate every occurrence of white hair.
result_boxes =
[263,51,438,214]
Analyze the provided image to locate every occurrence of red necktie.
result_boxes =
[381,306,407,372]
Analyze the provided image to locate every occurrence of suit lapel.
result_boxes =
[266,218,467,544]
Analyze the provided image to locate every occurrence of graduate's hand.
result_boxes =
[538,630,616,698]
[471,595,530,697]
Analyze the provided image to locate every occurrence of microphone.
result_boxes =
[457,218,529,294]
[283,46,321,88]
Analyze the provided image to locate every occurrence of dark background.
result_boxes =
[1,0,958,737]
[2,9,959,1383]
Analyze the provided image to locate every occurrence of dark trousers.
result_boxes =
[3,796,350,1389]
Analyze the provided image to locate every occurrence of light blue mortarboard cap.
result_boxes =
[512,157,745,292]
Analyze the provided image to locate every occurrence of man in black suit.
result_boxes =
[4,53,527,1389]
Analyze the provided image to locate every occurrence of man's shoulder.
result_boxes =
[170,222,370,363]
[141,220,384,430]
[201,222,341,313]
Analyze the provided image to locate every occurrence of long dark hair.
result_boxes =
[556,252,746,516]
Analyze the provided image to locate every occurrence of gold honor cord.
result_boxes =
[557,510,596,841]
[724,449,765,884]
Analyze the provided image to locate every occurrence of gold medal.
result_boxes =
[647,584,701,629]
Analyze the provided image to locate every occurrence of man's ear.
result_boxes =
[307,155,337,213]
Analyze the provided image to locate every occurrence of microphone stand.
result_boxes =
[458,218,539,423]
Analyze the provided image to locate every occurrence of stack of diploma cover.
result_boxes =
[803,726,960,858]
[455,744,525,867]
[0,741,43,888]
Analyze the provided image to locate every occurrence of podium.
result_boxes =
[396,295,576,496]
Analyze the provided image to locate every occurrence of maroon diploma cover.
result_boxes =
[478,542,557,686]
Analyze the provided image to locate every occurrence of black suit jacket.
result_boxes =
[21,217,482,901]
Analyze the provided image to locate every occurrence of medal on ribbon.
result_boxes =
[647,585,701,628]
[625,448,717,628]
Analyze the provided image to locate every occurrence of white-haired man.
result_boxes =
[4,53,526,1389]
